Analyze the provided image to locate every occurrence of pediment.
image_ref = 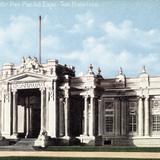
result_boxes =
[6,72,49,82]
[17,75,43,81]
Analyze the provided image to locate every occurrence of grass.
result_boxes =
[0,158,158,160]
[37,146,160,152]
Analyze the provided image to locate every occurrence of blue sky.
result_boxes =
[0,0,160,77]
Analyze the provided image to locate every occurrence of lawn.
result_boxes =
[38,146,160,152]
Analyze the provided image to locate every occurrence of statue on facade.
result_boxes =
[116,67,126,86]
[19,56,44,74]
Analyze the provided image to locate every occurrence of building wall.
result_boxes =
[1,57,160,146]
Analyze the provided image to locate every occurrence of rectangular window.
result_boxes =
[152,115,160,131]
[129,115,136,132]
[128,101,137,133]
[105,102,114,133]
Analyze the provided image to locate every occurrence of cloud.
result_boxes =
[0,16,37,64]
[0,15,61,64]
[0,14,160,77]
[102,20,160,52]
[68,12,95,33]
[61,19,160,77]
[102,20,133,39]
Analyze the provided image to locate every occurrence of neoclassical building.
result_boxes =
[0,56,160,147]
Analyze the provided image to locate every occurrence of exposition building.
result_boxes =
[0,56,160,147]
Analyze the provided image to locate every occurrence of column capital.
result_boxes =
[39,87,45,92]
[145,95,149,99]
[83,95,89,98]
[53,79,57,82]
[138,96,144,100]
[90,95,95,98]
[12,89,17,94]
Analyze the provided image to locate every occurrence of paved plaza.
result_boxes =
[0,151,159,159]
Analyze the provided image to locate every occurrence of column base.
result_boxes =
[144,135,150,137]
[61,135,70,140]
[78,135,95,145]
[49,135,56,139]
[10,133,18,139]
[130,136,160,147]
[48,130,56,138]
[57,136,70,145]
[1,132,12,139]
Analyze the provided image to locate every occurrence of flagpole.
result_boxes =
[39,16,41,64]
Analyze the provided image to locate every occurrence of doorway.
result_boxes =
[70,96,84,137]
[17,89,41,138]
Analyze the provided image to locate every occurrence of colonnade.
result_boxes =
[11,88,47,138]
[58,94,96,138]
[11,80,57,138]
[11,88,151,139]
[10,84,74,140]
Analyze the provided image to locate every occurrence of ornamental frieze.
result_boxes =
[11,81,45,90]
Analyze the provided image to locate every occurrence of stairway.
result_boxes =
[13,138,36,150]
[15,138,36,146]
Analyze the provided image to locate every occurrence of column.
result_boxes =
[59,98,64,136]
[53,80,57,137]
[12,90,18,137]
[25,106,29,138]
[40,89,45,131]
[144,96,150,136]
[29,107,32,136]
[24,104,27,136]
[83,96,88,135]
[138,97,143,136]
[89,96,94,137]
[64,96,69,138]
[121,98,127,136]
[98,99,102,136]
[115,99,121,136]
[48,80,57,138]
[1,91,4,132]
[45,88,49,131]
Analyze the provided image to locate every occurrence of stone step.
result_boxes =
[14,138,36,146]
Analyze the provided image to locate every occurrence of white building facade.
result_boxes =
[0,57,160,147]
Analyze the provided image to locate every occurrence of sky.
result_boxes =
[0,0,160,77]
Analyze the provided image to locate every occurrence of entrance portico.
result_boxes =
[10,80,47,139]
[0,71,57,141]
